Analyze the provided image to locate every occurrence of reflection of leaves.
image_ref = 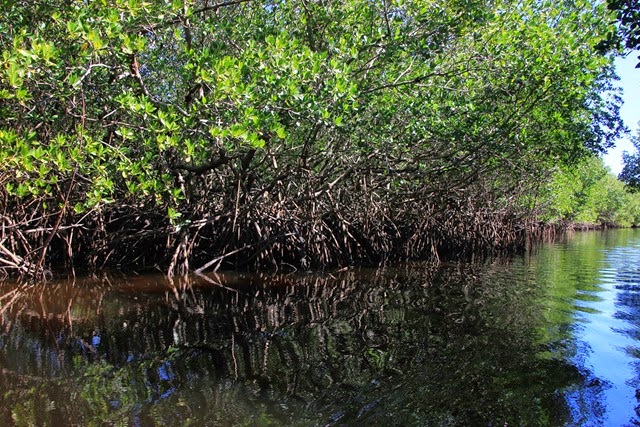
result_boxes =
[610,251,640,345]
[238,407,280,427]
[73,357,140,426]
[7,387,39,427]
[0,260,598,425]
[364,348,387,371]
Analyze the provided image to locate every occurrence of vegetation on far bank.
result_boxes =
[540,154,640,229]
[0,0,636,280]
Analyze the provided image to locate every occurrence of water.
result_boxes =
[1,229,640,426]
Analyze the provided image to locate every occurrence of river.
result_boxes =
[1,229,640,426]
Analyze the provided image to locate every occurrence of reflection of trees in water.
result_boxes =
[0,263,601,426]
[612,255,640,422]
[615,277,640,341]
[613,260,640,343]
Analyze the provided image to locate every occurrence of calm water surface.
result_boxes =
[2,229,640,426]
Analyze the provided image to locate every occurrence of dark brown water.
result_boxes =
[1,229,640,426]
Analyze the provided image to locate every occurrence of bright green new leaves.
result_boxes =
[0,0,624,224]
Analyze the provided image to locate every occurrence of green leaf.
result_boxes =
[168,207,182,221]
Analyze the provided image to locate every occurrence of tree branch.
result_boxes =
[192,0,254,15]
[173,151,229,174]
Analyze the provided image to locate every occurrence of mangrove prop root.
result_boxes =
[0,198,535,281]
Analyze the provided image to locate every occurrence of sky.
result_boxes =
[602,51,640,176]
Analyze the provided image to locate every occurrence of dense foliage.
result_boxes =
[619,123,640,188]
[0,0,626,279]
[539,155,640,227]
[600,0,640,66]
